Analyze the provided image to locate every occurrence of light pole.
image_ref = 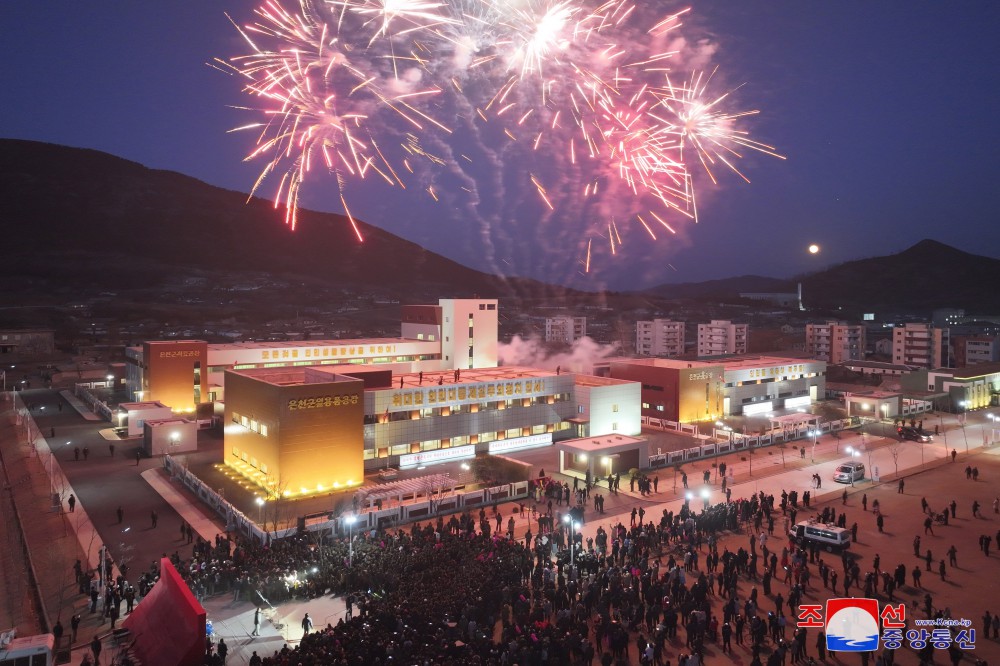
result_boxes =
[345,514,357,567]
[846,447,860,487]
[256,497,265,524]
[959,401,970,453]
[700,487,710,511]
[809,429,818,462]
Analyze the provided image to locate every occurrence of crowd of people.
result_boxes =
[95,464,986,666]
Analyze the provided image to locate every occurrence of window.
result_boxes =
[578,405,585,414]
[612,404,619,412]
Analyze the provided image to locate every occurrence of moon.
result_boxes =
[808,244,820,254]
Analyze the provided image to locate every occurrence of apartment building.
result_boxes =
[635,319,685,357]
[892,322,949,369]
[805,321,866,364]
[545,316,587,344]
[697,320,748,357]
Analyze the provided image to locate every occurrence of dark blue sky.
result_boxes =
[2,2,998,290]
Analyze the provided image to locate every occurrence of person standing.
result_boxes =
[217,638,228,663]
[301,612,313,636]
[109,443,115,457]
[897,478,904,494]
[938,559,946,581]
[842,489,848,505]
[90,636,102,664]
[52,619,63,647]
[68,494,76,512]
[135,450,141,466]
[150,510,157,528]
[252,607,261,636]
[116,506,124,524]
[816,631,826,662]
[70,613,81,643]
[948,545,958,567]
[83,446,89,460]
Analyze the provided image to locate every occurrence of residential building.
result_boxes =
[892,322,949,369]
[545,316,587,344]
[635,319,685,357]
[697,320,748,357]
[806,321,866,364]
[952,335,1000,367]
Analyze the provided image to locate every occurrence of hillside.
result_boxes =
[0,139,564,299]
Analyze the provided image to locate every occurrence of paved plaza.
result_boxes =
[3,385,1000,664]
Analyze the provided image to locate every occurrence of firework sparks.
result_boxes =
[221,0,782,270]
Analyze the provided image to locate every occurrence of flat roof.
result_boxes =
[120,401,169,410]
[573,375,636,388]
[840,360,919,370]
[385,365,560,390]
[207,337,413,351]
[144,418,194,426]
[936,362,1000,379]
[558,434,645,454]
[227,366,360,387]
[614,354,822,371]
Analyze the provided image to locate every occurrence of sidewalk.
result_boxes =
[0,396,118,659]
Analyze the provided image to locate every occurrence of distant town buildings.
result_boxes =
[545,316,587,344]
[0,329,55,358]
[892,322,949,369]
[635,319,685,357]
[697,320,748,357]
[805,321,866,364]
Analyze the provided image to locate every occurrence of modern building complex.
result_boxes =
[609,355,826,422]
[697,320,748,357]
[901,363,1000,411]
[805,321,866,364]
[545,316,587,344]
[222,364,641,495]
[635,319,685,357]
[892,322,949,369]
[125,299,498,413]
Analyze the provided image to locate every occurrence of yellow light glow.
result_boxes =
[808,244,820,254]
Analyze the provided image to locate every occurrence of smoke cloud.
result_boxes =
[498,335,621,375]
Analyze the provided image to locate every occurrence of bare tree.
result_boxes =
[888,443,901,478]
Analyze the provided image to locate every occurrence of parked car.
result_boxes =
[833,461,865,483]
[898,426,931,442]
[789,519,852,552]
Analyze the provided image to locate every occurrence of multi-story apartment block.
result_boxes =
[545,316,587,344]
[805,321,866,364]
[892,322,949,369]
[952,335,1000,367]
[635,319,685,357]
[697,320,748,357]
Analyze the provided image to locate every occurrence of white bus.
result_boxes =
[0,633,54,666]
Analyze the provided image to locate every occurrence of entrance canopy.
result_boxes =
[355,473,459,508]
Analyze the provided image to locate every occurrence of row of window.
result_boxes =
[230,446,269,475]
[366,394,571,424]
[362,422,568,459]
[231,411,269,437]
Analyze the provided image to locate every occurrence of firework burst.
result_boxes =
[221,0,782,271]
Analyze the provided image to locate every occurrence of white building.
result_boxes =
[697,320,748,357]
[892,322,949,369]
[545,316,587,344]
[806,321,866,364]
[635,319,685,357]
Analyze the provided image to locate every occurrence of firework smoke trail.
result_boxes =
[221,0,781,275]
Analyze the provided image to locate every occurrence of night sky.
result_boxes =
[2,2,998,290]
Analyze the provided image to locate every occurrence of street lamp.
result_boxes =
[700,487,710,511]
[256,497,265,524]
[809,429,818,462]
[345,514,357,567]
[845,447,861,487]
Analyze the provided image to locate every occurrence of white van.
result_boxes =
[833,461,865,483]
[789,520,852,552]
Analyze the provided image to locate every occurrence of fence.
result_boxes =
[646,416,861,469]
[73,384,114,421]
[164,456,531,543]
[164,455,269,543]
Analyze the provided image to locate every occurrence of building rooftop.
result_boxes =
[937,361,1000,379]
[120,401,170,410]
[207,337,414,351]
[558,434,646,454]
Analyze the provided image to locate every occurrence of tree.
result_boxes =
[888,443,901,478]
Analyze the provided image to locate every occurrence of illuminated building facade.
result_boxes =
[697,320,748,357]
[223,364,641,494]
[635,319,685,357]
[806,321,866,364]
[610,355,826,422]
[125,298,498,413]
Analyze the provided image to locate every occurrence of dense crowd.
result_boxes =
[128,477,983,666]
